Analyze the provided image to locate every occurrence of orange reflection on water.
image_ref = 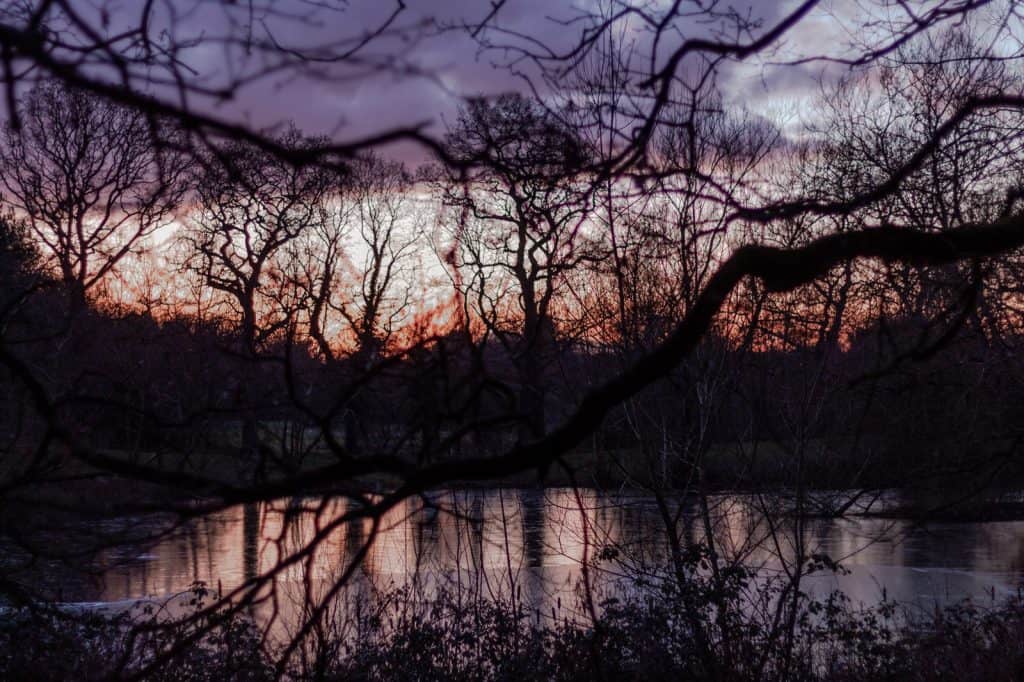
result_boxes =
[88,488,1024,637]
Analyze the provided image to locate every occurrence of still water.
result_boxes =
[23,488,1024,625]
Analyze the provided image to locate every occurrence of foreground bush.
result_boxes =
[1,580,1023,680]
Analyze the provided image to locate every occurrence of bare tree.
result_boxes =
[183,126,336,473]
[281,153,423,453]
[2,2,1024,677]
[0,80,186,303]
[337,154,422,366]
[184,127,336,354]
[440,94,596,443]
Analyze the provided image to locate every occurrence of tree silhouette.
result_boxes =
[1,1,1024,676]
[441,94,596,442]
[0,81,186,303]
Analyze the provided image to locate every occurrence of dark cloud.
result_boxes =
[30,1,854,164]
[167,0,580,163]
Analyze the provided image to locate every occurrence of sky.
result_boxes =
[18,0,1015,164]
[154,0,842,164]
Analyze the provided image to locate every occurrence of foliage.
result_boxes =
[2,574,1023,681]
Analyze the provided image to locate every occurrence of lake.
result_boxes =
[11,488,1024,631]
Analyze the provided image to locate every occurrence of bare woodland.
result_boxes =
[2,0,1024,679]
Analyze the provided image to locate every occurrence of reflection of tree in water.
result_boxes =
[195,515,218,590]
[469,492,485,574]
[1000,527,1024,576]
[243,502,259,584]
[412,498,440,578]
[511,491,544,615]
[344,513,369,579]
[521,492,546,569]
[68,490,1024,635]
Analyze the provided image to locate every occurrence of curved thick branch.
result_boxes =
[387,216,1024,493]
[5,217,1023,511]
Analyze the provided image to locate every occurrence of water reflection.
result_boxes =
[24,489,1024,625]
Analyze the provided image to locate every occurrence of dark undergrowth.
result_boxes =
[1,576,1023,681]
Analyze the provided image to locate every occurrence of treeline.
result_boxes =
[1,28,1024,493]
